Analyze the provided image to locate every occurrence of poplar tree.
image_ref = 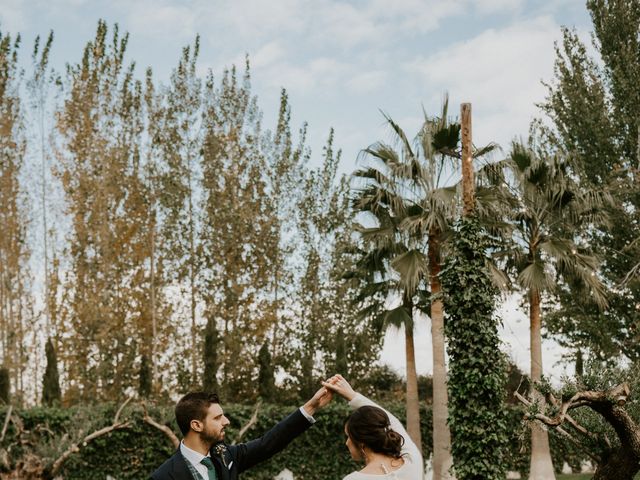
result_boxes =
[27,32,56,340]
[0,30,30,404]
[200,62,274,400]
[57,21,148,400]
[152,38,203,388]
[144,67,179,396]
[263,89,308,366]
[292,131,381,398]
[541,0,640,363]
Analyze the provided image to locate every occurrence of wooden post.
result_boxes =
[461,103,475,216]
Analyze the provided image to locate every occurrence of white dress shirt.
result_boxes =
[180,440,212,479]
[298,406,316,424]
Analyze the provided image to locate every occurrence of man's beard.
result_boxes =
[199,428,223,445]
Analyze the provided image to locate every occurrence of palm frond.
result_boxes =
[432,123,461,153]
[391,248,429,295]
[383,305,414,330]
[361,144,402,172]
[486,259,510,292]
[510,141,532,172]
[473,142,500,159]
[381,111,416,162]
[517,260,554,292]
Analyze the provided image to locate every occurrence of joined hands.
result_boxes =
[322,374,356,402]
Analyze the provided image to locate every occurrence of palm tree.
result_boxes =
[351,101,472,477]
[502,142,609,480]
[350,162,426,451]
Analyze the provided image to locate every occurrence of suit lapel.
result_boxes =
[170,450,193,480]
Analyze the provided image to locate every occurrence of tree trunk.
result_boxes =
[188,185,197,387]
[404,300,422,451]
[429,231,454,480]
[592,446,639,480]
[460,103,475,216]
[150,216,157,391]
[529,289,556,480]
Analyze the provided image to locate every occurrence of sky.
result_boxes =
[1,0,594,382]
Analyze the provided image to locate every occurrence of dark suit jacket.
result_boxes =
[150,408,312,480]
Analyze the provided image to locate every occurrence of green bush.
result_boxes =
[0,401,587,479]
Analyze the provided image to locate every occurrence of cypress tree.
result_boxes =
[257,341,275,401]
[138,354,152,398]
[42,338,61,405]
[575,349,584,379]
[334,329,348,375]
[203,316,218,392]
[0,368,9,404]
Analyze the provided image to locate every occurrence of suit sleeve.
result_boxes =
[231,408,313,473]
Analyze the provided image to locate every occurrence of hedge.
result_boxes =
[0,401,585,479]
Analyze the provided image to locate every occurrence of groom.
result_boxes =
[150,387,332,480]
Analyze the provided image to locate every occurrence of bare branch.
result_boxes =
[114,396,133,424]
[0,406,13,442]
[141,402,179,449]
[518,383,631,429]
[514,390,532,407]
[233,400,261,444]
[554,425,601,464]
[49,397,133,477]
[515,390,601,463]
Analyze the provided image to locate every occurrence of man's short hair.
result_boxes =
[175,392,220,436]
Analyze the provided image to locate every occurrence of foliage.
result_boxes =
[540,0,640,363]
[520,362,640,478]
[0,28,31,405]
[0,20,384,405]
[441,216,509,479]
[0,399,595,479]
[55,21,162,402]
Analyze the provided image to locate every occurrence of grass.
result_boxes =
[556,474,640,479]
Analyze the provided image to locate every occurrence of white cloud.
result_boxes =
[405,15,561,148]
[258,56,351,92]
[346,70,387,93]
[0,0,28,33]
[124,1,198,39]
[215,0,307,40]
[251,41,286,69]
[474,0,525,14]
[366,0,466,34]
[313,2,381,48]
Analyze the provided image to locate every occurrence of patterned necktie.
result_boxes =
[200,457,217,480]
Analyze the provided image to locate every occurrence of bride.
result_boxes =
[323,374,424,479]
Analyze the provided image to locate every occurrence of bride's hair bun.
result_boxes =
[345,406,404,459]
